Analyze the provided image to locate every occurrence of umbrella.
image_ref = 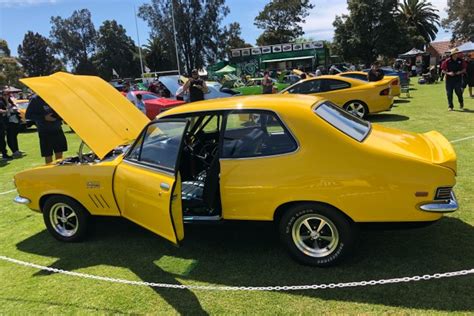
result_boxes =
[456,41,474,53]
[399,48,427,58]
[215,65,236,74]
[1,86,22,93]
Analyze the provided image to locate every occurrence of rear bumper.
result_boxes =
[419,192,458,213]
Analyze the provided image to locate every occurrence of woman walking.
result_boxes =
[2,91,23,158]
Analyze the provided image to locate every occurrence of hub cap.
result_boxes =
[291,213,339,258]
[49,203,79,237]
[346,102,366,118]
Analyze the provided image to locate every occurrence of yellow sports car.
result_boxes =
[282,75,394,118]
[14,73,457,266]
[336,71,401,97]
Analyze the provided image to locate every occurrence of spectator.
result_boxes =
[367,61,385,81]
[3,92,23,158]
[441,48,466,111]
[182,69,208,102]
[261,71,273,94]
[465,55,474,98]
[0,91,11,160]
[135,94,147,115]
[26,96,68,164]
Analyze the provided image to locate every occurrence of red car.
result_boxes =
[126,91,185,119]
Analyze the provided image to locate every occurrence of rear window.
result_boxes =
[314,101,371,142]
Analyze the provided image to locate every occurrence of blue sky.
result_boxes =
[0,0,450,57]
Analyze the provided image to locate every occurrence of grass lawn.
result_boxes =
[0,81,473,314]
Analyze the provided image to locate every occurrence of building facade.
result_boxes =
[229,41,329,76]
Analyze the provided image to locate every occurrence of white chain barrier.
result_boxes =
[1,255,473,291]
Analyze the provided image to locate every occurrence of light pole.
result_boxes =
[171,0,181,75]
[134,5,145,79]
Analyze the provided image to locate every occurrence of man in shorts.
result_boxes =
[26,96,67,164]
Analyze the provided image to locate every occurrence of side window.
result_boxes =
[223,111,297,158]
[288,80,321,94]
[125,120,188,171]
[324,79,351,91]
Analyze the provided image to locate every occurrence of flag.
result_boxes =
[112,68,119,78]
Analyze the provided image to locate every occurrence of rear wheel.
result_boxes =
[43,196,90,242]
[279,203,357,266]
[344,101,368,118]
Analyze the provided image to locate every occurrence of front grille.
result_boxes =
[435,187,452,200]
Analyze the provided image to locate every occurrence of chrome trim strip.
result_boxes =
[14,196,31,205]
[183,215,222,221]
[122,159,175,177]
[419,192,458,213]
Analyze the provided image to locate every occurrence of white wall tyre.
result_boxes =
[279,203,357,267]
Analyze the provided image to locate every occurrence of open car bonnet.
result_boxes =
[21,72,149,159]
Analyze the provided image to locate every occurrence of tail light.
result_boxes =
[435,187,452,200]
[391,79,399,85]
[380,88,390,96]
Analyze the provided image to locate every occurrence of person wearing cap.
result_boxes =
[367,61,385,82]
[441,48,467,110]
[182,69,208,102]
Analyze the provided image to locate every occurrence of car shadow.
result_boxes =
[367,114,410,122]
[393,99,411,104]
[15,217,474,313]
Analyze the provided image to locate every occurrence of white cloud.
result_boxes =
[301,0,449,41]
[0,0,58,8]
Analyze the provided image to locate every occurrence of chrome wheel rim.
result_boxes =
[346,102,366,118]
[49,203,79,237]
[291,213,339,258]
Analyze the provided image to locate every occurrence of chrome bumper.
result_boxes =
[419,192,458,213]
[14,196,31,205]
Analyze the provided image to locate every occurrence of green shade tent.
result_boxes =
[215,65,236,74]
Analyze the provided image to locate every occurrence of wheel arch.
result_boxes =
[39,194,91,216]
[273,200,355,225]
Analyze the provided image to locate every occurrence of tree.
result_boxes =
[332,0,409,64]
[442,0,474,42]
[50,9,97,74]
[94,20,140,80]
[0,57,24,87]
[221,22,252,59]
[398,0,440,47]
[143,37,176,72]
[254,0,314,46]
[139,0,229,73]
[0,39,11,57]
[18,31,61,77]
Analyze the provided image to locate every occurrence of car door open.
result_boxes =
[114,119,189,245]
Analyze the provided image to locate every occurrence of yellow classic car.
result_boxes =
[14,72,458,266]
[281,75,394,118]
[336,71,401,97]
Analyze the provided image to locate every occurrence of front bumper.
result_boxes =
[419,192,458,213]
[14,196,31,205]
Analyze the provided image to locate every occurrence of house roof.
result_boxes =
[427,41,456,56]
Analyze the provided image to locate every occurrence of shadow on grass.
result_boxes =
[393,99,411,104]
[368,114,410,122]
[16,217,474,313]
[0,160,9,168]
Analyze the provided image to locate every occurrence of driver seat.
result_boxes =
[181,154,220,212]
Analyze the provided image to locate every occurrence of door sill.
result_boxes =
[183,215,222,222]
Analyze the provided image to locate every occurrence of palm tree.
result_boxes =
[398,0,441,44]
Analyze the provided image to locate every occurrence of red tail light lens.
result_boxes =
[380,88,390,96]
[391,79,399,85]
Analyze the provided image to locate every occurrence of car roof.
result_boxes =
[298,75,363,85]
[159,94,323,117]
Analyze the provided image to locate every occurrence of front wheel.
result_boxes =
[343,101,368,118]
[279,203,357,266]
[43,196,90,242]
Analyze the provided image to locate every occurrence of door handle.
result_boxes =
[160,183,170,191]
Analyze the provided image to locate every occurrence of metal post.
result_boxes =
[134,5,145,80]
[171,0,181,75]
